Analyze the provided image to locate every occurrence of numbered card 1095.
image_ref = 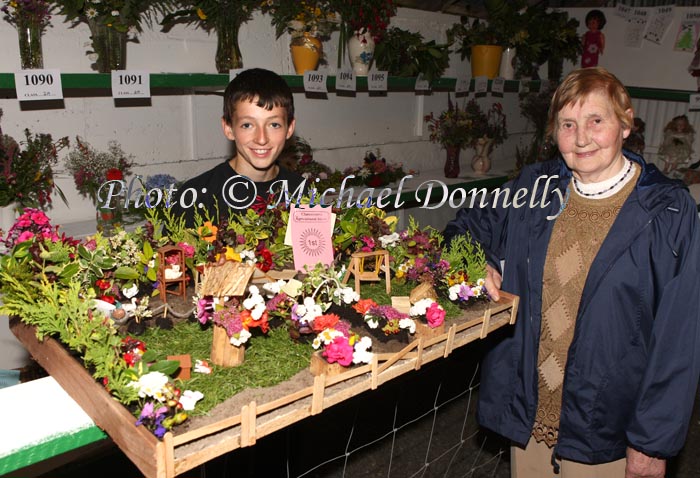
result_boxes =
[111,70,150,98]
[368,70,388,91]
[290,205,334,272]
[15,69,63,101]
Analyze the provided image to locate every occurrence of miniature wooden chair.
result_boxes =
[156,245,187,303]
[342,249,391,295]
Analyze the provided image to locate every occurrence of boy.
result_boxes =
[171,68,305,226]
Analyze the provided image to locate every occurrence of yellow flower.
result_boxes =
[196,8,207,20]
[225,247,241,262]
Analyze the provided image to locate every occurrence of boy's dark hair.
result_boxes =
[222,68,294,125]
[585,9,606,30]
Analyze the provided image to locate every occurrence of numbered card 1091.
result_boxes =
[290,205,334,272]
[111,70,150,98]
[15,69,63,101]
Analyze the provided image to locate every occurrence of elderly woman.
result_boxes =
[444,67,700,478]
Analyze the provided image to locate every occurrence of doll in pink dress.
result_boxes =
[582,10,606,67]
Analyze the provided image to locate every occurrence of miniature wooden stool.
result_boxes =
[342,249,391,295]
[156,245,187,303]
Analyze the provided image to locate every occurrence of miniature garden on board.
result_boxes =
[0,187,516,475]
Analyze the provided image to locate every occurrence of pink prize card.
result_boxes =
[290,205,334,272]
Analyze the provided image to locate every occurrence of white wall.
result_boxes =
[0,8,533,228]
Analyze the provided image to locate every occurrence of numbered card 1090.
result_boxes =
[290,205,334,272]
[15,69,63,101]
[111,70,150,98]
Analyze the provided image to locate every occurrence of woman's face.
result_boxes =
[555,90,632,183]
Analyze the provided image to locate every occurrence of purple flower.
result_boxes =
[135,401,155,426]
[458,284,474,301]
[196,297,215,324]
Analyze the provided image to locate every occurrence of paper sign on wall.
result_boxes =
[289,205,334,272]
[14,69,63,101]
[644,6,674,44]
[303,71,328,93]
[474,76,488,94]
[336,68,356,91]
[455,75,470,94]
[111,70,150,98]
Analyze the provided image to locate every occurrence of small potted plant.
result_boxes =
[374,27,452,83]
[447,0,527,79]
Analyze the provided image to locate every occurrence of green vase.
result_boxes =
[215,19,243,73]
[17,21,44,69]
[88,20,127,73]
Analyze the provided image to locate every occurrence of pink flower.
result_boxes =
[16,231,35,243]
[323,336,354,367]
[30,211,49,225]
[426,302,445,328]
[177,242,195,258]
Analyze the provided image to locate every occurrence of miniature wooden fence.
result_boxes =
[10,291,518,478]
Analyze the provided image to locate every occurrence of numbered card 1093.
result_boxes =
[290,205,334,272]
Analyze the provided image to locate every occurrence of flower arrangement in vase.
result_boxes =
[425,97,507,177]
[64,137,134,234]
[329,0,396,72]
[161,0,260,73]
[261,0,339,74]
[53,0,167,72]
[0,108,68,212]
[1,0,54,69]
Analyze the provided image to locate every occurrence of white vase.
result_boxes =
[0,203,19,238]
[471,137,494,176]
[347,29,375,76]
[500,47,516,80]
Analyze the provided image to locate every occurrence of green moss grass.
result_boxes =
[139,322,312,414]
[136,279,462,414]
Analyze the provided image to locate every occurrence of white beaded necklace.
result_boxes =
[573,159,634,199]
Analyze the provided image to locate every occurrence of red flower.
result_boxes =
[250,195,268,216]
[256,248,273,272]
[99,295,115,304]
[106,168,123,181]
[95,279,111,290]
[312,313,340,333]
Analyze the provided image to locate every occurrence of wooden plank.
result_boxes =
[9,319,160,478]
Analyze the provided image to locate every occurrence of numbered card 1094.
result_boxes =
[290,205,334,272]
[15,69,63,101]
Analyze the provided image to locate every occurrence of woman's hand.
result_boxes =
[485,264,503,302]
[625,447,665,478]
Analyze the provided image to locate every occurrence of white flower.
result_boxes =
[111,10,119,16]
[122,284,139,299]
[262,280,286,297]
[366,318,379,329]
[354,336,372,352]
[353,348,373,364]
[409,298,435,317]
[230,328,251,346]
[148,259,155,269]
[315,328,343,347]
[128,371,169,400]
[379,232,400,248]
[334,286,359,305]
[448,284,461,301]
[179,390,204,411]
[243,292,264,311]
[85,8,98,18]
[399,318,416,334]
[250,303,266,320]
[240,250,255,262]
[288,20,304,32]
[248,285,259,295]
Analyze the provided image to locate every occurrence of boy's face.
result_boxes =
[222,98,295,181]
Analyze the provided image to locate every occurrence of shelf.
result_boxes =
[0,73,696,101]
